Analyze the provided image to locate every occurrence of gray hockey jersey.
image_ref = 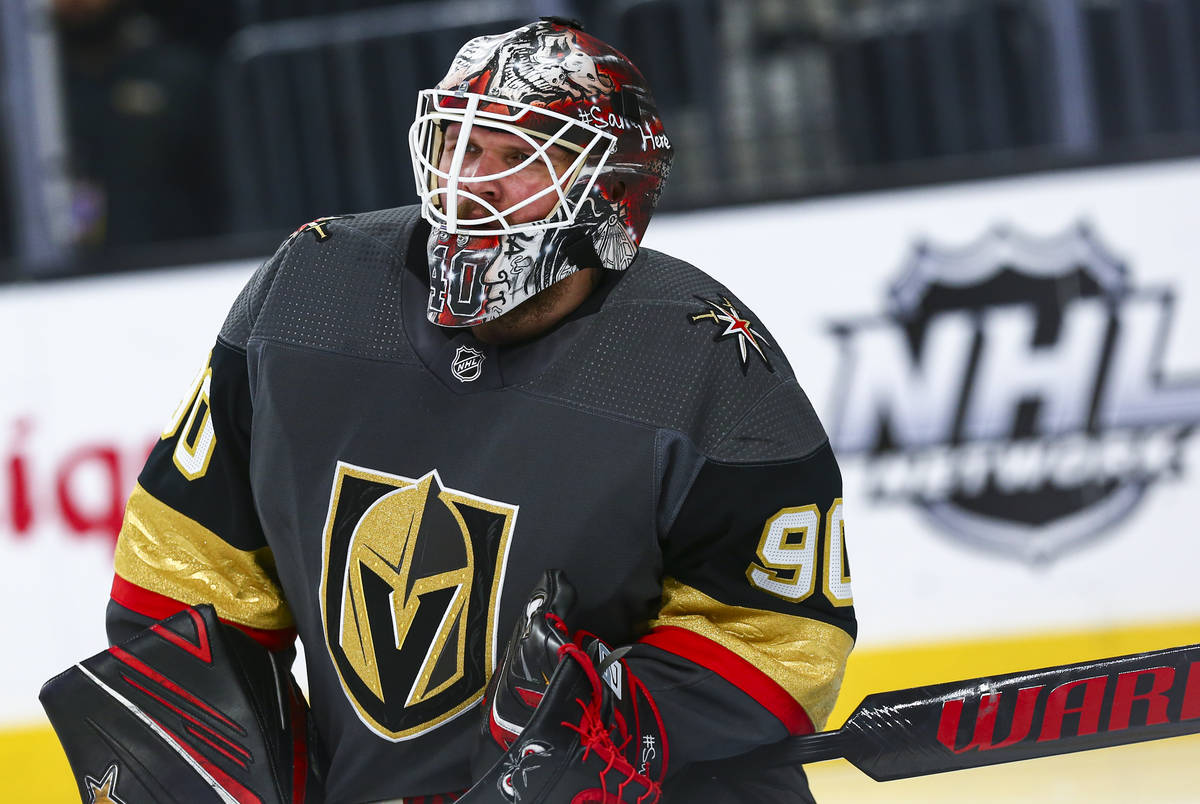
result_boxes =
[107,205,856,802]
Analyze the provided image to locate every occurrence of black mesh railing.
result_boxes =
[219,0,1200,237]
[6,0,1200,276]
[220,0,539,233]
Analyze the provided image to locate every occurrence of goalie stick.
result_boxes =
[742,642,1200,781]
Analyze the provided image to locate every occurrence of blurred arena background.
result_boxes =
[2,0,1199,799]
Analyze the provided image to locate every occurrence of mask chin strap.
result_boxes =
[444,93,481,235]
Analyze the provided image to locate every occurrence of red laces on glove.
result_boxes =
[556,643,663,804]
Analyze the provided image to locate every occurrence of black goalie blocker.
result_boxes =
[40,605,323,803]
[466,570,668,803]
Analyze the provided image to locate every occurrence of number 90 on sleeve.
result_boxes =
[161,353,218,482]
[746,499,851,607]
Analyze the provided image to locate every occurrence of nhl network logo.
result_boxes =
[451,345,485,382]
[828,223,1200,563]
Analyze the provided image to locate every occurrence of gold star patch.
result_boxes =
[689,295,774,373]
[84,763,127,804]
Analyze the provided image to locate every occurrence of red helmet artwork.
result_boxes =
[409,17,673,327]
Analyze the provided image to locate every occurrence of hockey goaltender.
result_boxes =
[41,17,856,804]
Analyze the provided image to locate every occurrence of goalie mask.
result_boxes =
[409,18,673,327]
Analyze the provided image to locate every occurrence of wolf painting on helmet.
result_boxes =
[62,16,854,804]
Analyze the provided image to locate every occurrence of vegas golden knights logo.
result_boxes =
[320,463,518,740]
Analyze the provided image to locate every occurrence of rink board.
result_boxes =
[11,619,1198,801]
[3,157,1199,797]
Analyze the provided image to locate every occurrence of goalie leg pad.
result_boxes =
[39,604,323,804]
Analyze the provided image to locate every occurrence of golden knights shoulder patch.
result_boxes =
[319,463,518,741]
[688,295,775,374]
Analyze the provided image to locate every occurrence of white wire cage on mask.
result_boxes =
[409,90,618,236]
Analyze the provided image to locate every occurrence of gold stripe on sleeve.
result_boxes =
[113,483,295,632]
[650,577,854,730]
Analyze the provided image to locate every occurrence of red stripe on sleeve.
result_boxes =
[638,625,815,735]
[110,575,297,652]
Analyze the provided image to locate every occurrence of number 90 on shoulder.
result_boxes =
[746,499,852,607]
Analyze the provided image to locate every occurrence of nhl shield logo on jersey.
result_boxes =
[451,345,485,382]
[829,223,1200,563]
[319,463,517,740]
[689,295,774,374]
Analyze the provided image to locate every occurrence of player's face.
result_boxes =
[438,123,576,226]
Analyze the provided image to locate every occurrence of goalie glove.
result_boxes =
[480,569,576,751]
[465,572,668,803]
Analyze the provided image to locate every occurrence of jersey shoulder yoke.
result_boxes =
[220,206,422,362]
[522,247,828,462]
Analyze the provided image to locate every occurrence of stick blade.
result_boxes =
[836,643,1200,781]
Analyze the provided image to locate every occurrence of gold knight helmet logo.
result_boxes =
[320,463,517,740]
